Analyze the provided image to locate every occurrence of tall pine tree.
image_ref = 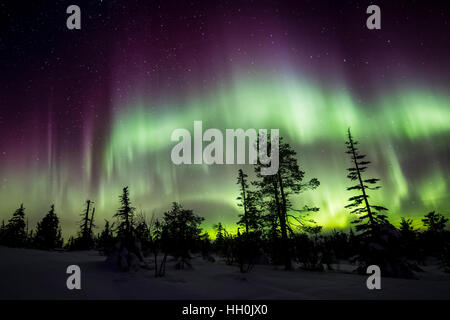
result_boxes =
[345,128,388,237]
[236,169,262,233]
[254,135,319,270]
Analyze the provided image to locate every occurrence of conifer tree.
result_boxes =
[422,211,448,234]
[236,170,262,233]
[345,128,388,237]
[214,222,225,246]
[421,211,448,257]
[399,217,417,259]
[114,186,135,242]
[163,202,204,269]
[77,200,95,249]
[399,217,415,235]
[97,219,114,255]
[3,204,27,247]
[34,204,63,249]
[134,212,151,250]
[254,135,319,270]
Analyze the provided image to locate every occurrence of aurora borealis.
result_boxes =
[0,0,449,237]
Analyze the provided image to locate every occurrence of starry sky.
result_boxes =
[0,0,449,237]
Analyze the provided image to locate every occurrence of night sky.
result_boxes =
[0,0,449,237]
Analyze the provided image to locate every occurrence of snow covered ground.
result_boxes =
[1,246,450,300]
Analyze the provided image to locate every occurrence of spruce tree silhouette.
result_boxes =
[34,204,63,250]
[399,217,417,260]
[254,135,320,270]
[3,204,27,247]
[97,219,114,255]
[199,231,213,261]
[345,128,388,237]
[213,222,225,253]
[76,200,95,249]
[134,211,151,251]
[162,202,204,269]
[343,129,419,278]
[114,186,135,243]
[422,211,448,257]
[106,187,148,271]
[399,217,415,234]
[422,211,448,234]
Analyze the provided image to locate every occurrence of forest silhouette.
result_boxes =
[0,129,449,279]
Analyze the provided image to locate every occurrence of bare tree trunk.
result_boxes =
[159,252,167,277]
[154,250,158,277]
[277,172,292,270]
[272,180,291,270]
[88,207,95,236]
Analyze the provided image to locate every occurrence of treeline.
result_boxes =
[0,204,63,249]
[0,129,449,278]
